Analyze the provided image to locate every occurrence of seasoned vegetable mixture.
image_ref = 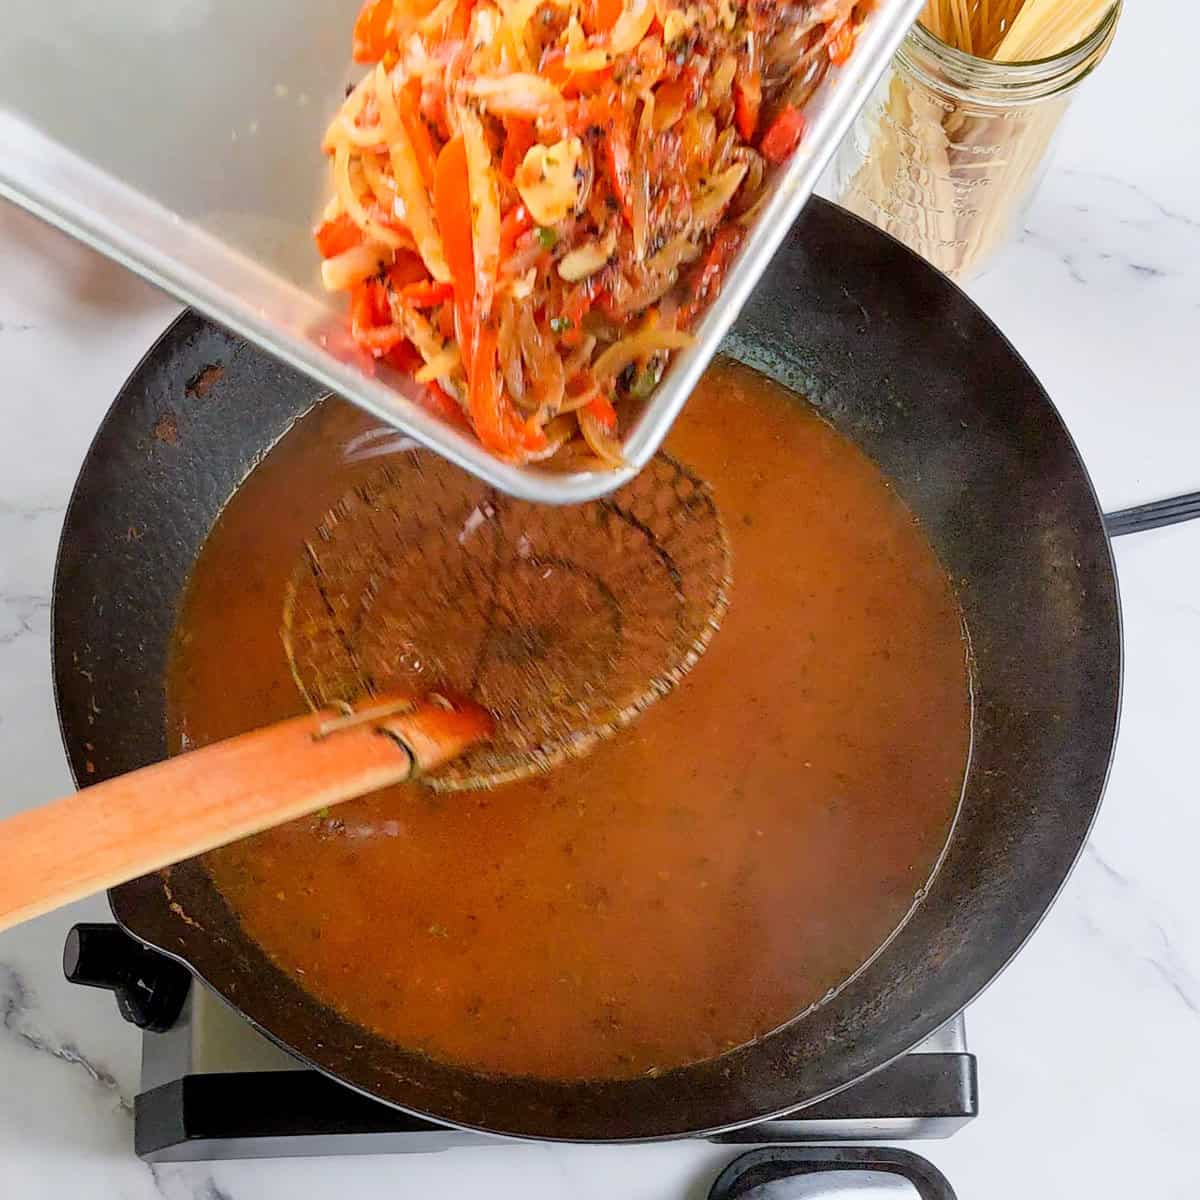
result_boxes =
[316,0,869,463]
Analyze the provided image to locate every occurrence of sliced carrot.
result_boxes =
[434,135,476,353]
[828,19,857,66]
[467,323,521,456]
[759,105,806,164]
[314,214,362,259]
[448,0,474,41]
[352,0,393,63]
[401,79,439,191]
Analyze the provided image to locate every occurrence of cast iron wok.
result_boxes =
[52,198,1122,1141]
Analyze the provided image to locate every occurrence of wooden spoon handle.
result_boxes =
[0,696,492,932]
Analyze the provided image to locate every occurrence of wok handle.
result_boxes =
[0,696,492,933]
[708,1147,957,1200]
[1105,490,1200,537]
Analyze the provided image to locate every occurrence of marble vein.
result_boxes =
[0,594,51,647]
[0,499,64,521]
[0,962,134,1113]
[1063,168,1200,233]
[1080,845,1199,1017]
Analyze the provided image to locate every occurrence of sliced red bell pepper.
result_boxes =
[499,204,534,262]
[759,105,806,164]
[350,279,406,355]
[383,339,423,374]
[387,250,430,289]
[352,0,393,63]
[500,118,536,181]
[604,110,635,227]
[400,280,456,306]
[733,71,762,142]
[585,392,618,432]
[314,213,363,259]
[355,324,408,355]
[583,0,623,36]
[350,279,390,331]
[521,416,550,453]
[574,94,634,225]
[423,379,470,428]
[559,281,598,347]
[678,224,743,328]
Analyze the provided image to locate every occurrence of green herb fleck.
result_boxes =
[535,225,559,250]
[548,315,573,334]
[630,366,660,399]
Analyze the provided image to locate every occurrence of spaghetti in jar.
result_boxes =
[827,1,1120,281]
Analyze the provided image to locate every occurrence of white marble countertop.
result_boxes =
[2,3,1198,1197]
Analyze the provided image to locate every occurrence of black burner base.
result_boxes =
[136,1052,977,1161]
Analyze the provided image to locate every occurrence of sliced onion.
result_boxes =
[466,74,566,123]
[564,334,598,376]
[321,241,392,291]
[608,0,656,55]
[558,231,616,282]
[460,105,502,316]
[692,160,749,224]
[498,298,526,403]
[579,406,626,467]
[415,347,461,382]
[592,328,694,380]
[375,63,451,281]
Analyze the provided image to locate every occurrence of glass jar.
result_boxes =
[825,3,1121,281]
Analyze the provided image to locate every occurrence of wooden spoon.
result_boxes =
[0,695,492,933]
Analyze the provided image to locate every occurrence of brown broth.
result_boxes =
[168,359,971,1081]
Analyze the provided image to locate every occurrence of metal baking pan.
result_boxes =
[0,0,923,502]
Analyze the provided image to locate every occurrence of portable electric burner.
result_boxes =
[64,923,976,1165]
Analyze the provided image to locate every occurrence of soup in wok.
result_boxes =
[166,358,971,1082]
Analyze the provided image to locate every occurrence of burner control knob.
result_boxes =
[63,923,190,1032]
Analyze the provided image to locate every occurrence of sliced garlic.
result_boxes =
[558,230,616,282]
[516,137,584,226]
[662,6,697,46]
[509,267,538,300]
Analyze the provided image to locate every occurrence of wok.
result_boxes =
[52,198,1122,1140]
